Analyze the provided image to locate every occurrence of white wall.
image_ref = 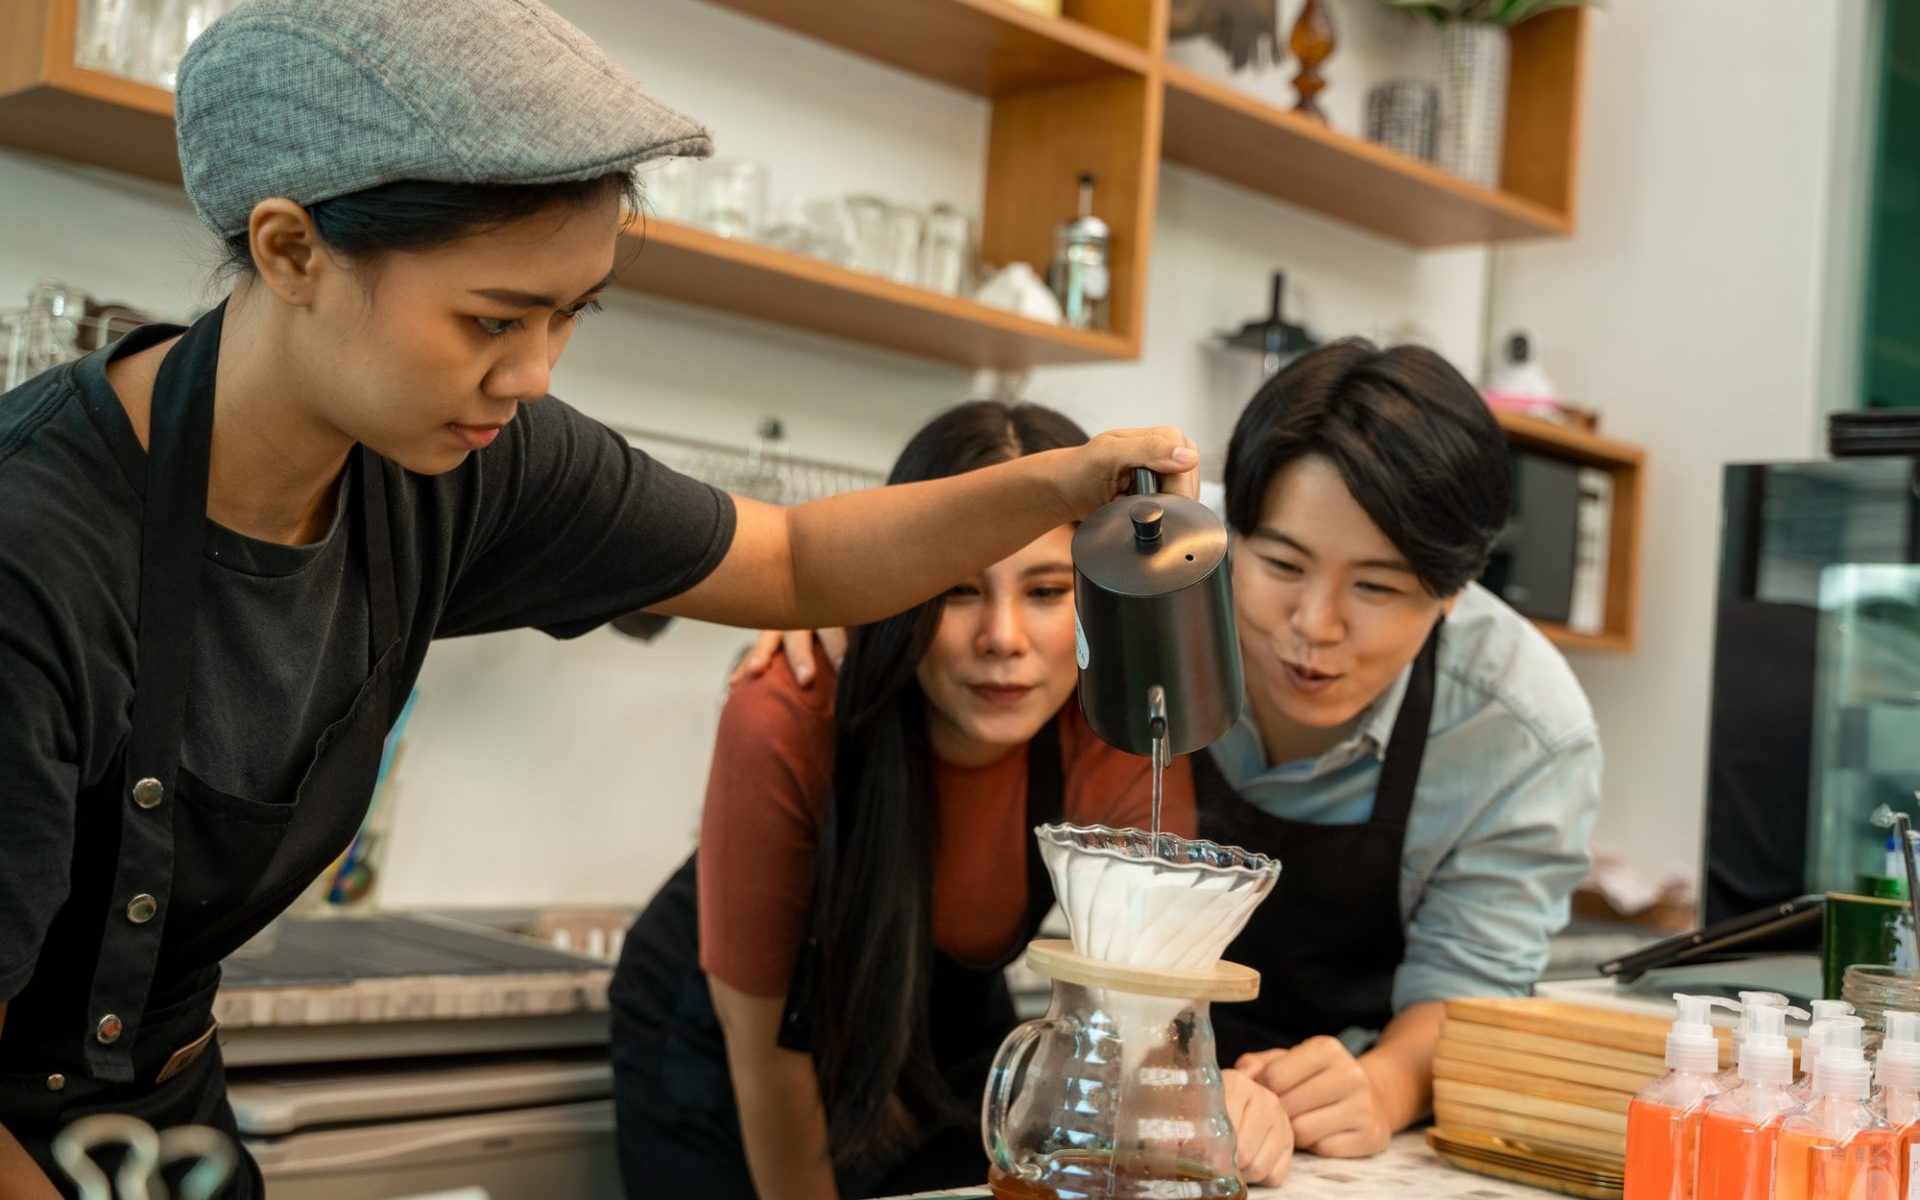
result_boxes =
[1487,0,1868,882]
[0,0,1870,908]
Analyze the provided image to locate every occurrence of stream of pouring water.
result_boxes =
[1150,726,1166,852]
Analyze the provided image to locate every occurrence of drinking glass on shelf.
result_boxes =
[157,0,229,87]
[639,157,702,225]
[76,0,141,78]
[698,159,768,240]
[882,205,925,287]
[920,205,973,296]
[760,200,818,258]
[846,194,890,275]
[146,0,193,88]
[23,281,88,377]
[803,198,855,267]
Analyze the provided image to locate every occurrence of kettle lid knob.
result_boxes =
[1130,501,1164,545]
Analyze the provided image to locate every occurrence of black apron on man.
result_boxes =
[1194,622,1441,1064]
[0,306,404,1197]
[611,725,1067,1200]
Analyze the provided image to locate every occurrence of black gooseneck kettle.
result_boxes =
[1072,468,1244,758]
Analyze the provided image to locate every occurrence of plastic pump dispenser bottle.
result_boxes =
[1695,1001,1808,1200]
[1626,993,1737,1200]
[1791,1000,1859,1104]
[1772,1018,1896,1200]
[1718,993,1792,1091]
[1873,1010,1920,1197]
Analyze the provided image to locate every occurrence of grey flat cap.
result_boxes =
[176,0,712,237]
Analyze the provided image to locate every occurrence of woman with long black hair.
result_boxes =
[609,401,1292,1200]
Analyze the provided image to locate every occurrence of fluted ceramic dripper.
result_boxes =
[1036,823,1278,971]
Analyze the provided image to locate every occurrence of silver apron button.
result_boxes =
[127,894,158,924]
[131,777,164,809]
[96,1014,123,1044]
[45,1074,65,1092]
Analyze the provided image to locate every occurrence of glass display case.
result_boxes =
[1704,457,1920,922]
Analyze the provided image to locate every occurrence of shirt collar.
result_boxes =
[1211,657,1420,787]
[1357,658,1416,758]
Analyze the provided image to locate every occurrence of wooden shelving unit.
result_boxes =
[697,0,1152,96]
[1,0,1636,643]
[618,216,1131,368]
[0,0,1592,356]
[0,0,177,183]
[1162,64,1570,247]
[1493,410,1644,655]
[1162,11,1586,247]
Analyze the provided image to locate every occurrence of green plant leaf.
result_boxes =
[1377,0,1603,25]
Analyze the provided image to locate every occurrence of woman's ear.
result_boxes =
[245,198,328,308]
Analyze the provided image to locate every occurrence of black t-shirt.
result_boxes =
[0,324,736,1004]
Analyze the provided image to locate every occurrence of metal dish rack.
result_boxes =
[613,417,884,505]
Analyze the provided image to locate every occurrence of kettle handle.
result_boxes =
[1131,467,1158,497]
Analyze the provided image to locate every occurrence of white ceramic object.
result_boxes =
[1036,823,1278,973]
[1437,21,1510,189]
[975,262,1064,325]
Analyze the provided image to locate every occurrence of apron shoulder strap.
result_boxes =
[1017,719,1067,937]
[1370,618,1443,831]
[84,306,225,1082]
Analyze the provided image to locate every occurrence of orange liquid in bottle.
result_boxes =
[1901,1124,1920,1198]
[1697,1110,1782,1200]
[1628,1096,1704,1200]
[1771,1126,1898,1200]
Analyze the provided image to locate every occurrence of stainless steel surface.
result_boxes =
[1073,472,1242,756]
[1899,809,1920,949]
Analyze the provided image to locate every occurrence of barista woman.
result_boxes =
[750,339,1603,1162]
[0,4,1203,1195]
[610,402,1292,1200]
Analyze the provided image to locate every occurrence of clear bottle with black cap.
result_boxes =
[1047,172,1111,333]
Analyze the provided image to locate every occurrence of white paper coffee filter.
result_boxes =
[1037,823,1279,972]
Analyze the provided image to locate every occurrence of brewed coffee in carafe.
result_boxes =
[982,826,1279,1200]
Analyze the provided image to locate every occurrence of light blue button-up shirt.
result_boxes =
[1207,582,1602,1028]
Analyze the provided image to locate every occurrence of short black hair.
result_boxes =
[220,173,638,276]
[1223,338,1512,597]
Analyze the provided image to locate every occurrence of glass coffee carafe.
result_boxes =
[982,825,1279,1200]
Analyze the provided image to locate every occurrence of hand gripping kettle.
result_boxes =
[1072,469,1243,758]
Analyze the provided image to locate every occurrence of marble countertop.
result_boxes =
[888,1132,1560,1198]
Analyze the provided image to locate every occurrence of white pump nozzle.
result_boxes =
[1811,1017,1871,1100]
[1800,1000,1858,1082]
[1878,1009,1920,1093]
[1739,1002,1810,1087]
[1731,991,1790,1049]
[1667,993,1738,1074]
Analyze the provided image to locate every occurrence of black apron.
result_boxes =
[1195,622,1440,1064]
[0,306,404,1197]
[610,726,1066,1200]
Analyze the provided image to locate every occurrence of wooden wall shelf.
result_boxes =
[1494,410,1644,655]
[0,55,177,184]
[1162,64,1570,247]
[698,0,1152,97]
[618,216,1133,368]
[1,0,1593,353]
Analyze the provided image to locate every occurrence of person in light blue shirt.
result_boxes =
[1202,338,1600,1162]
